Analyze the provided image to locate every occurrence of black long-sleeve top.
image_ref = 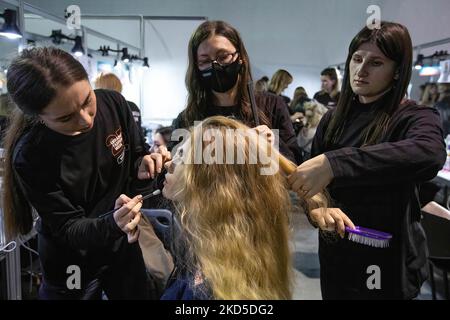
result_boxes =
[311,97,446,299]
[13,89,151,285]
[171,92,303,164]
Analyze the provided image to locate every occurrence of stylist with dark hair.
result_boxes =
[172,20,302,164]
[313,67,340,109]
[2,47,165,299]
[289,22,446,299]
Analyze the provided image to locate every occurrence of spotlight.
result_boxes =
[414,54,424,70]
[121,48,130,63]
[71,36,84,57]
[143,57,150,69]
[0,9,22,39]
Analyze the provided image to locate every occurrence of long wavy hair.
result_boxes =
[3,47,88,240]
[169,116,326,299]
[183,20,269,127]
[323,22,413,148]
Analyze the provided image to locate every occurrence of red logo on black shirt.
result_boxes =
[106,128,125,164]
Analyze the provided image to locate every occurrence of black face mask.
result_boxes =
[199,59,242,93]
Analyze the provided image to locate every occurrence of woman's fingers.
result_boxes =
[338,210,356,230]
[329,210,346,238]
[310,208,354,236]
[127,227,140,243]
[151,153,164,175]
[125,211,141,233]
[317,217,328,230]
[115,195,141,219]
[120,200,142,227]
[114,195,142,230]
[303,187,319,199]
[121,201,142,226]
[254,125,274,144]
[114,194,132,209]
[158,145,172,161]
[325,214,335,227]
[288,155,334,196]
[138,155,153,179]
[138,153,165,180]
[291,179,305,195]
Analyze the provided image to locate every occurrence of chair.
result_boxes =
[421,203,450,300]
[141,209,180,254]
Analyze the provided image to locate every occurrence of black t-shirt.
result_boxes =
[314,91,340,109]
[127,100,142,129]
[13,89,151,285]
[268,90,291,105]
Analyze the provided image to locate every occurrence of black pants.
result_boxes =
[38,242,150,300]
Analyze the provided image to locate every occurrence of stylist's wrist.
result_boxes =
[319,154,334,181]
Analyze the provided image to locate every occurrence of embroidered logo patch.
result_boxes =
[106,128,125,164]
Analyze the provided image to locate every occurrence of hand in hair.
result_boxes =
[254,125,275,145]
[150,144,172,160]
[309,208,355,238]
[288,154,334,199]
[113,194,143,243]
[138,152,171,180]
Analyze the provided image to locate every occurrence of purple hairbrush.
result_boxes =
[345,226,392,248]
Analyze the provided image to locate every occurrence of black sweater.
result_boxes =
[311,98,446,299]
[172,92,302,164]
[314,91,340,109]
[13,89,151,285]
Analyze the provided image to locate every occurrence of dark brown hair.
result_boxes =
[324,21,413,148]
[3,47,88,239]
[183,20,269,127]
[320,68,339,98]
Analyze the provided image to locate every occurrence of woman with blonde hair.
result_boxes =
[160,116,349,300]
[269,69,293,104]
[94,72,123,92]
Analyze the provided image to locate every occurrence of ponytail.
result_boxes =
[3,108,37,240]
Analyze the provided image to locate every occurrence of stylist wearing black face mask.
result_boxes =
[172,20,302,164]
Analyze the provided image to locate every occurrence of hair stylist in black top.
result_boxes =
[172,20,302,164]
[288,22,446,299]
[2,48,166,299]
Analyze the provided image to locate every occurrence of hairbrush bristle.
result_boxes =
[347,233,390,248]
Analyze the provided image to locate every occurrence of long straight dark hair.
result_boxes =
[323,22,413,148]
[183,20,269,127]
[3,47,88,240]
